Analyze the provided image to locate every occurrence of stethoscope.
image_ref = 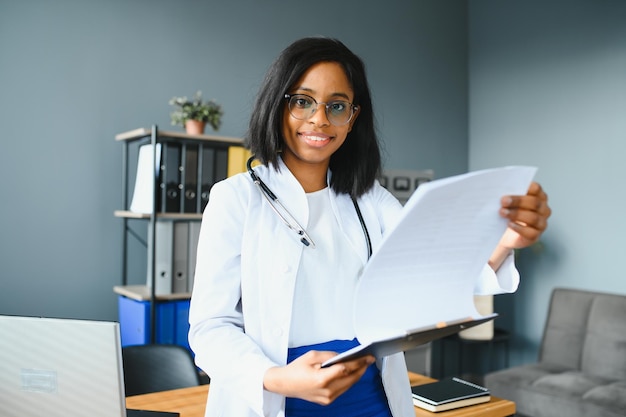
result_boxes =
[246,156,372,259]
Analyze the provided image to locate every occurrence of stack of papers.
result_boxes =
[322,166,536,367]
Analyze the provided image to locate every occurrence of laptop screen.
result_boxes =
[0,315,126,417]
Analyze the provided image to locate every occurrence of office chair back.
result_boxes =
[122,344,202,396]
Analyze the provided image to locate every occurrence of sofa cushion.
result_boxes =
[583,380,626,415]
[485,362,576,416]
[581,294,626,380]
[487,366,625,417]
[533,370,611,398]
[485,362,572,391]
[540,288,594,368]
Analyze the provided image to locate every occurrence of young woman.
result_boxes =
[188,37,551,417]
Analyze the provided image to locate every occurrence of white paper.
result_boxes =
[130,144,161,213]
[353,166,537,343]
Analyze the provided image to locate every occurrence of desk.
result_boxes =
[126,372,515,417]
[410,375,515,417]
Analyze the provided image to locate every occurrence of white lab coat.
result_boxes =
[188,158,519,417]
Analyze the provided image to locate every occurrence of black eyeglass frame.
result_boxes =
[284,93,359,126]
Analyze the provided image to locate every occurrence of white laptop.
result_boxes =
[0,315,177,417]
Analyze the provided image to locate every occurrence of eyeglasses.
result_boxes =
[284,94,359,126]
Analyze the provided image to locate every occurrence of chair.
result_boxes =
[121,344,203,396]
[404,342,432,376]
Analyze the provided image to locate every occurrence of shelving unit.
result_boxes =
[114,125,246,345]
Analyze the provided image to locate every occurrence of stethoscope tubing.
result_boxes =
[246,156,372,258]
[247,156,315,247]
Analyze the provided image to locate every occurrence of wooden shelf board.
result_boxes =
[114,210,202,220]
[114,285,191,301]
[114,127,244,146]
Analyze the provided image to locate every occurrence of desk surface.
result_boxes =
[126,372,515,417]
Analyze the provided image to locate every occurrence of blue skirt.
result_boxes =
[285,339,393,417]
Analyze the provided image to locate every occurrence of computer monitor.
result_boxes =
[0,315,127,417]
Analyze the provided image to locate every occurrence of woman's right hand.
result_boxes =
[263,350,376,405]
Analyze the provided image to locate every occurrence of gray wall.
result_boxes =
[469,0,626,365]
[0,1,467,319]
[3,0,622,371]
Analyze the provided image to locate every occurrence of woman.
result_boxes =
[188,37,551,417]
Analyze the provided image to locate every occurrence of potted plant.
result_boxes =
[169,90,223,134]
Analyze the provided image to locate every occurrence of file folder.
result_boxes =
[227,146,252,177]
[214,148,229,184]
[172,222,189,294]
[147,220,173,295]
[197,145,245,212]
[160,143,182,213]
[187,221,201,292]
[182,143,199,213]
[199,145,215,212]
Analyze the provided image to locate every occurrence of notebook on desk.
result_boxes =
[0,315,178,417]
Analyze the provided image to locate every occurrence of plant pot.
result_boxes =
[185,120,206,135]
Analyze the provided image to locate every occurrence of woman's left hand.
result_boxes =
[498,181,551,250]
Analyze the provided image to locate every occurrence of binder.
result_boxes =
[130,144,161,213]
[182,143,199,213]
[214,147,229,184]
[160,142,182,213]
[199,145,215,212]
[172,222,189,293]
[147,220,173,295]
[197,145,232,212]
[227,146,252,177]
[187,221,201,292]
[147,220,194,295]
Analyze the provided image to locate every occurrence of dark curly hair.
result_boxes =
[245,37,381,198]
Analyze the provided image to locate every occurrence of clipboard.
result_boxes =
[321,314,497,367]
[321,166,536,368]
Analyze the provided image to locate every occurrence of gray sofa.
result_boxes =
[484,287,626,417]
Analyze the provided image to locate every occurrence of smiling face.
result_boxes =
[281,61,359,187]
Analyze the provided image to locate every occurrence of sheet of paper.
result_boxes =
[353,166,537,343]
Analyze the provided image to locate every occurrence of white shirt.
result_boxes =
[289,187,364,347]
